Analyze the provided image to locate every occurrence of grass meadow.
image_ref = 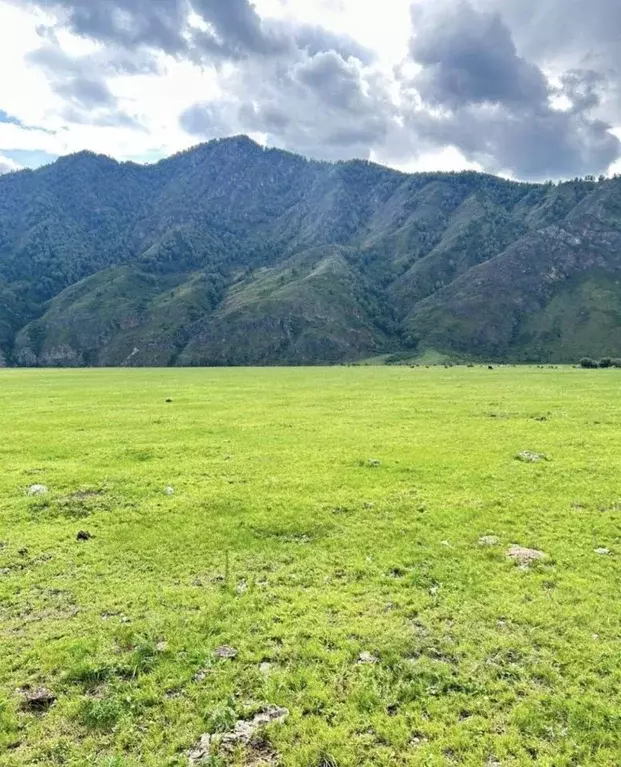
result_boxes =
[1,366,620,766]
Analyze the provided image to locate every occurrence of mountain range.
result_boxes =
[1,135,620,367]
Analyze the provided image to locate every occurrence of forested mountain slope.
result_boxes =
[0,135,619,366]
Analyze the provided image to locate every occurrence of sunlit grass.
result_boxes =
[1,366,620,766]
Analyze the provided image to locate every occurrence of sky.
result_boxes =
[1,0,621,181]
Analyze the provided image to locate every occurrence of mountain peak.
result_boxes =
[66,149,114,161]
[218,134,261,149]
[53,150,120,170]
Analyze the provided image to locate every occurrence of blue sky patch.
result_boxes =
[0,110,23,126]
[2,149,58,169]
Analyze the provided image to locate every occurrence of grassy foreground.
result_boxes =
[1,366,621,766]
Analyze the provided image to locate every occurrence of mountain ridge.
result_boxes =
[1,136,620,366]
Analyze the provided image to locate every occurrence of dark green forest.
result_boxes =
[1,136,620,366]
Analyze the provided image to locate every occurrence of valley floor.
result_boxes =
[1,367,620,766]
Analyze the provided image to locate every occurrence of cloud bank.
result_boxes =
[1,0,620,179]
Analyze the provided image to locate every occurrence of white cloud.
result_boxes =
[0,0,222,163]
[0,3,60,127]
[0,0,619,178]
[0,152,21,173]
[377,144,483,175]
[255,0,412,65]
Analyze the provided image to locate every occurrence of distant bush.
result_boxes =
[579,357,621,369]
[580,357,599,369]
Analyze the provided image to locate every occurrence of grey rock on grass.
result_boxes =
[515,451,548,463]
[27,484,48,496]
[506,545,546,566]
[21,687,56,711]
[479,535,500,546]
[214,645,238,659]
[188,706,288,764]
[188,734,212,764]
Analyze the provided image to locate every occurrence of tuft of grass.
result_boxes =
[79,698,125,731]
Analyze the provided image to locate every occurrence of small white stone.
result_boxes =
[215,645,238,659]
[479,535,500,547]
[165,487,175,496]
[194,669,211,683]
[28,484,48,496]
[516,451,547,463]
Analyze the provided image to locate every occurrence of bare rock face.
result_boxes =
[19,344,83,367]
[41,345,83,366]
[408,213,621,362]
[15,347,37,366]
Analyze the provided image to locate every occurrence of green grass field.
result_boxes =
[1,367,621,766]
